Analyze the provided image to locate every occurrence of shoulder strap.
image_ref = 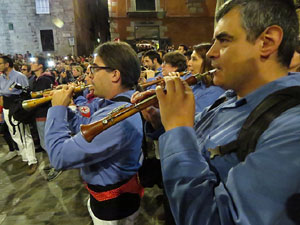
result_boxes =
[110,96,131,103]
[207,96,227,112]
[111,95,150,158]
[208,86,300,161]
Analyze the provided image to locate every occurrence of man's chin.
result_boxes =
[93,91,98,97]
[212,76,223,87]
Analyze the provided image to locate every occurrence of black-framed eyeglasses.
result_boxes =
[90,65,113,75]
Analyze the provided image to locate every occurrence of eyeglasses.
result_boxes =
[90,65,113,75]
[21,68,27,71]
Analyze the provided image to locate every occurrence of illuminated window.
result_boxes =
[35,0,50,14]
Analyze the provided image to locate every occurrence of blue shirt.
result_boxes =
[0,70,29,96]
[45,90,143,186]
[191,82,225,113]
[181,73,225,112]
[159,73,300,225]
[73,95,100,117]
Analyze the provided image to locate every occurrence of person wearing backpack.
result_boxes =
[132,0,300,224]
[0,55,37,173]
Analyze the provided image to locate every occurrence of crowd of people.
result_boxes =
[1,0,300,224]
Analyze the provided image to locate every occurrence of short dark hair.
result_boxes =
[163,51,187,72]
[193,43,213,73]
[158,49,166,58]
[22,64,31,72]
[143,50,162,64]
[36,56,47,71]
[94,41,141,89]
[216,0,299,67]
[296,39,300,54]
[13,63,21,72]
[0,55,14,68]
[184,50,193,61]
[179,44,188,51]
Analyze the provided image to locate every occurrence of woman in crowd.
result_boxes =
[187,43,225,113]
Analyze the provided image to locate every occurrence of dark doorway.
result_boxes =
[40,30,54,51]
[136,0,155,11]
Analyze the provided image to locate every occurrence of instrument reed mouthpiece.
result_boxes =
[208,69,217,74]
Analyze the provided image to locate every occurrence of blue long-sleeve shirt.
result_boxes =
[191,83,225,113]
[159,73,300,225]
[181,73,225,113]
[45,90,143,186]
[0,70,29,96]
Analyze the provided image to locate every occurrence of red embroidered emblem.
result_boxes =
[78,106,91,117]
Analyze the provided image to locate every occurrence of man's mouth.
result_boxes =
[211,64,221,70]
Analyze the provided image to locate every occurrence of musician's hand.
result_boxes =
[138,75,146,84]
[143,106,162,129]
[131,90,156,104]
[54,84,64,90]
[145,70,155,79]
[156,76,195,131]
[51,85,75,107]
[168,72,181,77]
[43,90,53,97]
[61,71,67,78]
[131,90,162,129]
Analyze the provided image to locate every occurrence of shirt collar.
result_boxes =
[223,72,300,110]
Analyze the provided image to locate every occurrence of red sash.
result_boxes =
[86,174,144,202]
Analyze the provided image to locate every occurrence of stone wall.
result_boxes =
[0,0,76,56]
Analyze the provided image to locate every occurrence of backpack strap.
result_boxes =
[111,95,150,158]
[208,86,300,161]
[110,96,131,103]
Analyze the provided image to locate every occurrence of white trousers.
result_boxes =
[87,198,139,225]
[3,108,37,165]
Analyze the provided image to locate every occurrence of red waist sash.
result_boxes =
[86,174,144,202]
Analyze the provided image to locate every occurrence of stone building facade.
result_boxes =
[0,0,109,56]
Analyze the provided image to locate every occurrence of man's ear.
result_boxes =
[259,25,283,59]
[111,69,121,83]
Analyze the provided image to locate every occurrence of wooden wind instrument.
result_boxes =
[80,69,216,142]
[139,71,189,90]
[22,84,92,111]
[30,83,84,98]
[30,88,52,98]
[139,77,164,90]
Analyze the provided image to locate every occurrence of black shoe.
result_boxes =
[35,147,45,153]
[47,168,62,181]
[43,165,52,172]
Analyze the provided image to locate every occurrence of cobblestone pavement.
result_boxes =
[0,138,165,225]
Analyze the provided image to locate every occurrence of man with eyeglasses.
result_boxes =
[45,41,143,224]
[0,55,37,174]
[21,64,35,90]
